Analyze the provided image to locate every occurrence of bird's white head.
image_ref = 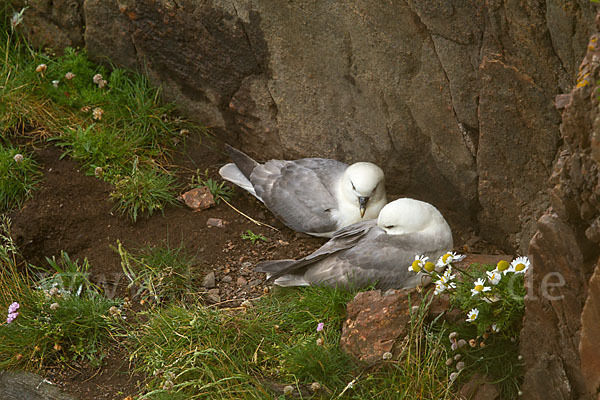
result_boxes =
[377,198,451,238]
[341,162,386,218]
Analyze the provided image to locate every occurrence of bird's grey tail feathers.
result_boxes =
[219,163,258,198]
[256,260,311,286]
[224,144,259,179]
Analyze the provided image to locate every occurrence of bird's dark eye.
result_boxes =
[350,181,356,190]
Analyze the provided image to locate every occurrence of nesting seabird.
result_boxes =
[219,145,387,237]
[255,198,453,290]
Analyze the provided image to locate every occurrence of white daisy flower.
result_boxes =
[491,324,500,333]
[509,256,530,274]
[486,270,501,285]
[466,308,479,322]
[471,278,491,296]
[495,260,510,274]
[423,261,435,273]
[441,266,455,282]
[434,281,447,295]
[408,255,428,273]
[436,251,465,268]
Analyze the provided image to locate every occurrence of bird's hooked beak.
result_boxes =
[358,196,369,218]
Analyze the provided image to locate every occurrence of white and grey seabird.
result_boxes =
[219,145,387,237]
[255,198,453,290]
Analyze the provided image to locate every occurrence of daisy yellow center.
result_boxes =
[474,285,483,292]
[411,260,422,272]
[469,315,476,321]
[424,262,435,272]
[442,254,451,263]
[515,263,525,271]
[497,260,509,271]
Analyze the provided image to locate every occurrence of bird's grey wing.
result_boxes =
[305,231,447,290]
[250,159,347,234]
[255,220,374,280]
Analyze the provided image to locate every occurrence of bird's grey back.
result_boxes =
[250,158,348,234]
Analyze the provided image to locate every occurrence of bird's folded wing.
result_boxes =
[251,159,345,234]
[255,220,375,280]
[320,232,447,289]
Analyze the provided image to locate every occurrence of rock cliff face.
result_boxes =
[520,17,600,399]
[12,0,595,251]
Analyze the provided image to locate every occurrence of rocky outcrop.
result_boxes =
[340,289,412,364]
[520,16,600,400]
[11,0,596,251]
[14,0,84,52]
[0,371,76,400]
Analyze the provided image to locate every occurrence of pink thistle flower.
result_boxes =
[6,312,18,324]
[8,302,19,314]
[317,322,324,332]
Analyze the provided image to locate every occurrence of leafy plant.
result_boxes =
[240,230,267,244]
[117,240,198,304]
[0,144,41,211]
[110,158,179,222]
[191,169,234,204]
[0,220,123,369]
[35,251,100,298]
[408,252,527,398]
[52,124,134,178]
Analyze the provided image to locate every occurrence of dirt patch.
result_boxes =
[7,137,325,399]
[6,135,495,399]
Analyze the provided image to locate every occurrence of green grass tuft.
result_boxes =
[0,218,123,370]
[130,287,456,399]
[0,143,41,211]
[117,240,199,304]
[110,159,179,222]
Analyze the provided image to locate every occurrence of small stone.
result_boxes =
[221,275,232,283]
[283,385,294,396]
[382,351,393,360]
[456,361,465,371]
[202,271,216,288]
[249,279,262,287]
[181,187,216,211]
[206,218,225,227]
[206,288,221,304]
[237,277,248,286]
[457,339,467,348]
[310,382,321,392]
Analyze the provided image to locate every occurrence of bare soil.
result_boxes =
[6,134,494,399]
